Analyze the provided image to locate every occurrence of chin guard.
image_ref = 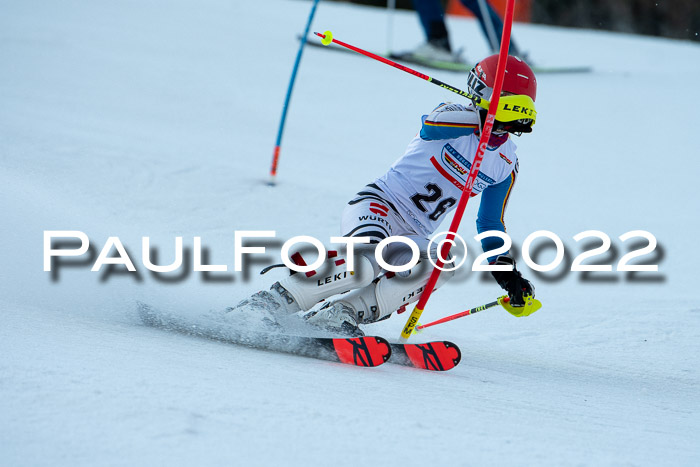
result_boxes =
[498,294,542,317]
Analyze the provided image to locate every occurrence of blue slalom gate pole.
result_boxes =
[269,0,321,185]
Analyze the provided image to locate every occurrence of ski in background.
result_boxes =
[301,35,592,74]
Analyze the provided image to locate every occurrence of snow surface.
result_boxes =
[1,0,700,465]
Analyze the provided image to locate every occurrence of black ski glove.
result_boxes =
[489,255,535,307]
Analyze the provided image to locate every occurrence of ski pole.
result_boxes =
[269,0,321,186]
[398,0,516,341]
[386,0,396,56]
[416,293,542,333]
[415,296,507,332]
[476,0,500,54]
[314,31,490,109]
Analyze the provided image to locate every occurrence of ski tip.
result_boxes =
[403,341,462,371]
[332,336,391,367]
[443,341,462,368]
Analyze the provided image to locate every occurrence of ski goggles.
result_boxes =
[467,70,537,130]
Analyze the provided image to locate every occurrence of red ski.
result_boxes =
[389,341,461,371]
[331,337,392,367]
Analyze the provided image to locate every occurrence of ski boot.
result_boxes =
[303,301,364,337]
[226,282,301,330]
[228,282,300,314]
[394,38,466,66]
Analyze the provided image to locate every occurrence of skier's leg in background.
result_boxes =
[399,0,466,63]
[413,0,452,51]
[460,0,521,55]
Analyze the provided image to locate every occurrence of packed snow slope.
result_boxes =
[1,0,699,465]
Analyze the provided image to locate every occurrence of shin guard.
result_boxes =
[278,251,378,311]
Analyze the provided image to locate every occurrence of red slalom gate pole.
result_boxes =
[399,0,516,341]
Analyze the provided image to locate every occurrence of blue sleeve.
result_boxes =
[476,170,516,262]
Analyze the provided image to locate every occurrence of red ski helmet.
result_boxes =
[468,54,537,101]
[467,55,537,134]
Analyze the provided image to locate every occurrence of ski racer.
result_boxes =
[240,55,538,336]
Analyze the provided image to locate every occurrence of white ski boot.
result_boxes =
[226,281,302,331]
[228,282,301,316]
[303,301,364,337]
